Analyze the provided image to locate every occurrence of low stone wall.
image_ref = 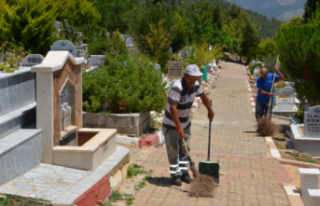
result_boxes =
[0,68,36,116]
[83,112,150,136]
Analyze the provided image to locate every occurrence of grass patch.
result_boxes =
[0,195,50,206]
[274,140,285,150]
[127,164,150,179]
[104,191,135,206]
[134,175,151,192]
[294,157,320,164]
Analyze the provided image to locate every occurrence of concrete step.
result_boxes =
[0,102,36,139]
[0,145,130,206]
[0,129,41,185]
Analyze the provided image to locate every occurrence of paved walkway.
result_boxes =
[123,62,291,206]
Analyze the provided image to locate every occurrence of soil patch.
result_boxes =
[283,164,320,190]
[273,131,320,164]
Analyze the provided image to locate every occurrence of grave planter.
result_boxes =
[82,112,150,136]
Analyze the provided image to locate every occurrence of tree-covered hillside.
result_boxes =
[168,0,283,39]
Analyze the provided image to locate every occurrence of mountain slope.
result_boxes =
[227,0,305,21]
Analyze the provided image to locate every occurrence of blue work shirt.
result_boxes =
[256,73,280,103]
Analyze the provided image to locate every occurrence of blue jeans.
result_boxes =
[255,100,273,120]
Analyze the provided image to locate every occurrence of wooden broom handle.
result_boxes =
[268,55,279,106]
[182,137,190,157]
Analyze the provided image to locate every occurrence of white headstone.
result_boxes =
[88,55,105,66]
[275,98,294,111]
[304,105,320,137]
[54,21,61,30]
[276,87,295,97]
[168,61,183,79]
[154,63,161,71]
[0,52,5,61]
[21,54,44,67]
[126,38,134,48]
[253,67,261,78]
[50,40,77,57]
[285,82,294,88]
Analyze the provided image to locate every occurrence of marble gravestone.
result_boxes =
[21,54,44,67]
[304,105,320,137]
[275,98,294,111]
[51,40,77,57]
[88,55,105,66]
[125,37,134,48]
[168,61,183,79]
[253,67,261,78]
[154,63,161,72]
[275,85,295,98]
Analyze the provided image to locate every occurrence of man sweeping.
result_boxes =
[162,64,214,186]
[255,67,284,120]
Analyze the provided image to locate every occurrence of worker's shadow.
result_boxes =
[147,177,171,188]
[147,177,189,193]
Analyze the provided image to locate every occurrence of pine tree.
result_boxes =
[0,0,58,55]
[303,0,320,23]
[96,0,135,35]
[212,5,223,30]
[240,22,260,63]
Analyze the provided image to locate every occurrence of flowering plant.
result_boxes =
[294,107,303,123]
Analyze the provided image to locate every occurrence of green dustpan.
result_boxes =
[199,99,220,185]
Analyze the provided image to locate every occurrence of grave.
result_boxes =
[20,54,44,67]
[168,61,183,79]
[290,105,320,158]
[54,21,61,31]
[273,82,298,117]
[88,55,105,66]
[125,37,134,48]
[274,98,294,111]
[0,67,38,186]
[253,67,261,78]
[50,40,77,57]
[30,51,118,170]
[0,51,130,206]
[207,60,217,72]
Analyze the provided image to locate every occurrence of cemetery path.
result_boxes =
[122,62,291,206]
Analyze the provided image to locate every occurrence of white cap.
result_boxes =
[184,64,203,77]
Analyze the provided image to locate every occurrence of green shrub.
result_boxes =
[88,30,128,57]
[0,0,57,55]
[276,6,320,104]
[0,41,26,73]
[82,55,167,113]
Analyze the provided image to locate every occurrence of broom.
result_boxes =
[181,137,216,198]
[256,55,279,137]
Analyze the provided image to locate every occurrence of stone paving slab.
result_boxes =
[0,145,130,205]
[0,163,90,202]
[120,62,291,206]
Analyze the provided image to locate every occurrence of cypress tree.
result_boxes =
[303,0,320,23]
[240,22,260,63]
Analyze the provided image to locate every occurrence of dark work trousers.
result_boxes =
[255,99,274,120]
[162,124,191,177]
